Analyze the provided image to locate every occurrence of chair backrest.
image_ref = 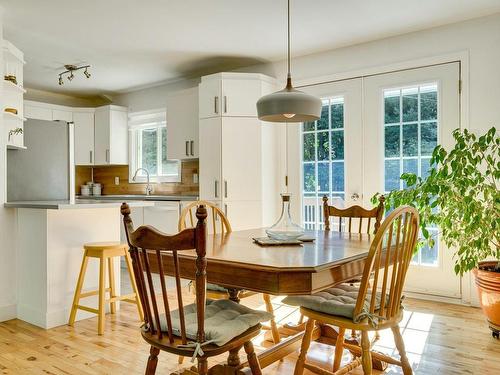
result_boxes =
[353,206,419,322]
[121,202,207,345]
[323,195,385,234]
[179,200,232,235]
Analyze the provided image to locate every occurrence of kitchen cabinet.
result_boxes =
[198,73,280,230]
[94,105,128,165]
[143,201,180,234]
[52,109,73,122]
[166,87,199,159]
[24,102,52,121]
[199,73,274,119]
[73,111,95,165]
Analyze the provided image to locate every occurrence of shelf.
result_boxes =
[7,144,26,150]
[3,80,26,94]
[3,111,26,121]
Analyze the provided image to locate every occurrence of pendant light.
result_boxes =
[256,0,321,122]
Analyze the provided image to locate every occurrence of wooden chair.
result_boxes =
[121,203,264,375]
[294,206,419,375]
[179,201,281,344]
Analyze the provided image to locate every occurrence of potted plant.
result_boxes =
[372,127,499,338]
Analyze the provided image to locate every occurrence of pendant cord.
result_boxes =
[287,0,291,78]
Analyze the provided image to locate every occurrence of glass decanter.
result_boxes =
[266,193,305,241]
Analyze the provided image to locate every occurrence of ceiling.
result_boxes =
[2,0,500,97]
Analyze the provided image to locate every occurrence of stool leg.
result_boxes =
[98,255,107,335]
[125,250,144,321]
[108,257,116,314]
[69,250,89,326]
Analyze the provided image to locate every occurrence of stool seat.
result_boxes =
[69,242,143,335]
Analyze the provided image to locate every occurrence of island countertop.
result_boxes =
[4,199,155,209]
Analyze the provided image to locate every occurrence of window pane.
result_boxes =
[402,88,418,122]
[317,104,329,130]
[303,121,315,132]
[303,164,316,192]
[402,158,418,188]
[421,228,439,266]
[303,133,315,162]
[402,123,418,157]
[317,131,329,161]
[384,125,400,157]
[421,157,432,179]
[318,163,329,192]
[421,87,437,121]
[384,91,400,124]
[332,162,344,192]
[331,103,343,129]
[141,128,157,175]
[331,131,344,160]
[385,159,400,191]
[421,122,437,156]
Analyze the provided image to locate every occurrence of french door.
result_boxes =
[289,62,461,299]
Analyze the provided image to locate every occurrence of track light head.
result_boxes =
[58,75,64,85]
[84,68,91,78]
[68,72,74,81]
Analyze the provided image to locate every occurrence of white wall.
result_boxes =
[0,8,17,321]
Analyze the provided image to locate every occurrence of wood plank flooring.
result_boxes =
[0,289,498,374]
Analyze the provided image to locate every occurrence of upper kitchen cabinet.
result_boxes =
[73,110,95,165]
[166,87,199,159]
[199,72,275,119]
[94,105,128,165]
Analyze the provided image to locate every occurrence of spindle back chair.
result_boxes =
[121,203,262,375]
[295,206,420,375]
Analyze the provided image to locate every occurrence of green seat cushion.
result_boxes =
[159,299,273,346]
[282,283,383,321]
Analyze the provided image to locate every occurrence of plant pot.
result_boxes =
[473,261,500,339]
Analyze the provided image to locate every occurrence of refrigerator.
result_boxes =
[7,118,75,202]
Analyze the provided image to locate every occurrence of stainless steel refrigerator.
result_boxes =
[7,119,75,202]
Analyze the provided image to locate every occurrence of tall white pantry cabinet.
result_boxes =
[198,73,280,230]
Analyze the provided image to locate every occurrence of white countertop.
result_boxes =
[4,199,155,209]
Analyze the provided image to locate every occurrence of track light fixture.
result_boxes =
[57,64,91,85]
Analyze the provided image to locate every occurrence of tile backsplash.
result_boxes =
[75,160,199,196]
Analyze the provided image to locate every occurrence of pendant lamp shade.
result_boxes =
[256,0,321,123]
[257,77,322,122]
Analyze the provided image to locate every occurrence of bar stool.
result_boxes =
[68,242,144,335]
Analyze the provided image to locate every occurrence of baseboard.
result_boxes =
[404,291,466,305]
[0,304,16,322]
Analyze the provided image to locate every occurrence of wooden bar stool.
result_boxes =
[68,242,144,335]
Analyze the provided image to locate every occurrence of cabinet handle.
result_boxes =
[89,150,93,164]
[224,204,228,216]
[214,96,219,114]
[215,180,219,198]
[185,141,189,156]
[106,149,110,163]
[223,95,227,113]
[190,140,194,156]
[224,180,228,198]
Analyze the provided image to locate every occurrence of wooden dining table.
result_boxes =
[147,228,378,374]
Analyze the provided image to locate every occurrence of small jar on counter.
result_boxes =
[92,183,102,196]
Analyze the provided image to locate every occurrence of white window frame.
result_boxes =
[129,109,181,183]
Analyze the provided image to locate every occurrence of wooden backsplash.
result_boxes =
[75,160,199,196]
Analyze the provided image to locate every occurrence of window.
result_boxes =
[129,110,180,183]
[383,83,439,266]
[302,97,345,229]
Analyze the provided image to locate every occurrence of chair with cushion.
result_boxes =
[121,203,269,375]
[180,200,281,345]
[286,206,419,375]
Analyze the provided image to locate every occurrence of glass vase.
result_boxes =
[266,193,305,241]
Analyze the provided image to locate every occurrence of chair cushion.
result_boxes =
[282,283,383,321]
[160,299,273,346]
[206,283,229,292]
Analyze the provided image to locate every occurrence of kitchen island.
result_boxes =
[6,200,154,329]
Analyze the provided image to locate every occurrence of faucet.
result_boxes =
[132,168,153,195]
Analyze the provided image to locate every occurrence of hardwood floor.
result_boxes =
[0,286,498,374]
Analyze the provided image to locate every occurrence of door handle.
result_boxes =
[223,95,227,113]
[224,180,228,198]
[351,193,360,201]
[214,96,219,114]
[190,140,194,156]
[215,180,219,198]
[89,150,93,164]
[185,141,189,156]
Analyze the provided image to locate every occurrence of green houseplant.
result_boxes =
[372,127,499,337]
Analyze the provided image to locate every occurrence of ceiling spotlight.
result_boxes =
[58,64,91,85]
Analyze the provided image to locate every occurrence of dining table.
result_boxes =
[147,227,383,374]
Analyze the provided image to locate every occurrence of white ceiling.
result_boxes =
[2,0,500,96]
